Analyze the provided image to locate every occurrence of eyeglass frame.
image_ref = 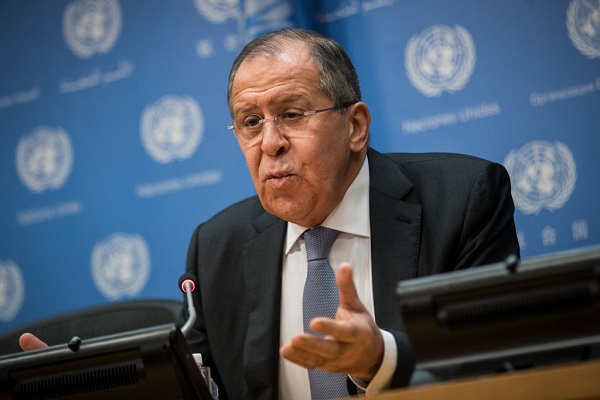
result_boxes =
[226,102,357,135]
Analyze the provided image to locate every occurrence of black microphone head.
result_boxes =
[178,273,197,293]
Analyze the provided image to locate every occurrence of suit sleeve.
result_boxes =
[455,162,520,269]
[388,330,415,387]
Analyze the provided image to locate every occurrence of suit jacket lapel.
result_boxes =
[241,211,286,399]
[368,149,422,332]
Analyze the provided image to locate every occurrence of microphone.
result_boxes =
[178,273,198,337]
[178,273,220,397]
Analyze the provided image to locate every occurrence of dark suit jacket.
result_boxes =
[181,148,520,399]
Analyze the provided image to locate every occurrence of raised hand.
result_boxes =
[280,263,384,381]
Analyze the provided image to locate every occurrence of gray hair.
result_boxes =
[227,28,362,117]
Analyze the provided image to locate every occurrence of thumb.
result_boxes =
[19,333,48,352]
[336,263,365,312]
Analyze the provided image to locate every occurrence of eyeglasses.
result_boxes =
[227,102,356,142]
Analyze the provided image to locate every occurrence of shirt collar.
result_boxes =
[285,156,371,255]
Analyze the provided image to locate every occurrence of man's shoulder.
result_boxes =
[379,151,505,180]
[384,151,495,169]
[369,150,509,199]
[204,195,265,225]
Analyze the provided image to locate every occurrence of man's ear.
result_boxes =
[348,102,370,152]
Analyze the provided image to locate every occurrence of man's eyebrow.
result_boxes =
[232,106,259,116]
[233,95,310,116]
[275,94,307,104]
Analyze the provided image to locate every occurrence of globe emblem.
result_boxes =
[504,141,577,214]
[567,0,600,59]
[15,126,74,193]
[63,0,122,58]
[241,0,294,41]
[0,260,25,322]
[421,32,461,81]
[193,0,240,23]
[405,25,476,97]
[91,233,151,300]
[140,96,204,164]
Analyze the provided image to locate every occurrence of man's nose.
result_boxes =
[260,118,288,156]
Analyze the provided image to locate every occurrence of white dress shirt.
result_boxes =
[278,156,397,399]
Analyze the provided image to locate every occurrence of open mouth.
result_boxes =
[266,172,293,187]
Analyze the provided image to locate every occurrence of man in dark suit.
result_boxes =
[180,28,520,400]
[20,28,519,399]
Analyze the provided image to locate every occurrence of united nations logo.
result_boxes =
[239,0,294,41]
[405,25,476,97]
[567,0,600,59]
[63,0,122,58]
[15,126,74,193]
[504,141,577,215]
[140,95,204,164]
[91,232,151,300]
[193,0,240,23]
[0,260,25,322]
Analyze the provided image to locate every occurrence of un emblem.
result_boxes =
[239,0,294,41]
[193,0,240,23]
[140,95,204,164]
[567,0,600,59]
[15,126,74,193]
[63,0,122,58]
[405,25,476,97]
[504,141,577,215]
[91,232,151,300]
[0,260,25,322]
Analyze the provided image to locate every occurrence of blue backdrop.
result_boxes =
[1,0,598,332]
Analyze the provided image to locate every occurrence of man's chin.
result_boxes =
[261,198,305,223]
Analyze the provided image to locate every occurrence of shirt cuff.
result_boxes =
[349,329,397,397]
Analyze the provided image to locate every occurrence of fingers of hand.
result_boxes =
[281,265,384,377]
[336,263,365,312]
[310,317,384,379]
[283,317,374,368]
[19,333,48,352]
[281,333,348,372]
[310,317,361,343]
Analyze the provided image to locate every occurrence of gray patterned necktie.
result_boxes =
[302,226,348,399]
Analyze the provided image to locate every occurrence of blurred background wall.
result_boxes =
[1,0,598,332]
